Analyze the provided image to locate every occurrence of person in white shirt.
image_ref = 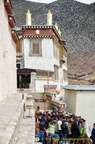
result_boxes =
[57,118,62,139]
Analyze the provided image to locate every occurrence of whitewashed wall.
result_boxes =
[35,79,54,92]
[76,91,95,126]
[22,38,59,71]
[22,38,61,91]
[0,0,17,101]
[64,89,95,126]
[64,90,77,114]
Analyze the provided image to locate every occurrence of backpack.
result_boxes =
[61,123,68,134]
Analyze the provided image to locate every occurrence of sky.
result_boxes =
[27,0,95,4]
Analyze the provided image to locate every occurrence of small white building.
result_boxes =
[63,85,95,126]
[16,10,68,92]
[0,0,18,101]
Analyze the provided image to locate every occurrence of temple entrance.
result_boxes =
[17,68,36,89]
[17,75,30,88]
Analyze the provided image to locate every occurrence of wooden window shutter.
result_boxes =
[32,42,39,54]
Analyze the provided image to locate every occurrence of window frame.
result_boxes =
[29,39,42,57]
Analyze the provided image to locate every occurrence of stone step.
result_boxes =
[31,92,44,99]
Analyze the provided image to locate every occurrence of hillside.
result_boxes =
[11,0,95,84]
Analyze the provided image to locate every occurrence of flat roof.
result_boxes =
[63,85,95,91]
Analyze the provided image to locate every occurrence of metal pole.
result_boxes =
[22,93,24,100]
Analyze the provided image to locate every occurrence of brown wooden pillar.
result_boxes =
[47,71,49,85]
[44,94,47,114]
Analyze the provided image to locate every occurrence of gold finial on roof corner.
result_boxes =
[58,29,61,36]
[58,29,62,36]
[55,22,58,30]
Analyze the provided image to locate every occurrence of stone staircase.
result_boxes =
[29,92,44,110]
[18,90,52,110]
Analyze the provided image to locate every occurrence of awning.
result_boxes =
[17,68,54,75]
[17,69,36,75]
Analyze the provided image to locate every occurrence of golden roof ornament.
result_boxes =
[55,22,58,31]
[46,10,52,25]
[26,10,32,25]
[58,29,61,36]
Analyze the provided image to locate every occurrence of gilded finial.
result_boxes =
[47,10,52,15]
[55,22,58,30]
[27,10,30,13]
[58,29,61,36]
[25,9,32,25]
[46,10,52,25]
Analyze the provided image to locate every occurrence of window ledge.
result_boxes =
[29,54,42,57]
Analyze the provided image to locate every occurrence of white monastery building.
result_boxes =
[16,10,68,92]
[0,0,18,101]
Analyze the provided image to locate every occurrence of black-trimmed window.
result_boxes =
[29,39,42,56]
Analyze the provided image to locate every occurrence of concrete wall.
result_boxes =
[23,38,59,71]
[64,89,95,126]
[0,0,17,101]
[64,90,77,114]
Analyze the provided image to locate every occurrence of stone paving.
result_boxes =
[0,92,24,144]
[13,109,35,144]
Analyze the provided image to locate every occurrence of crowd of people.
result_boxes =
[35,106,94,144]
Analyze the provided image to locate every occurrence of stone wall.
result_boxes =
[0,0,17,101]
